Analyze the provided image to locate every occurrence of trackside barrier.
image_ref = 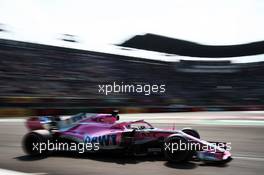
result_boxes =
[0,106,264,117]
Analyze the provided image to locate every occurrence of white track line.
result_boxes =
[233,156,264,161]
[0,119,25,122]
[0,169,47,175]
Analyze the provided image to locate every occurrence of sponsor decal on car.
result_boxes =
[84,134,117,146]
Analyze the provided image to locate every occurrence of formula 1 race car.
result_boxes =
[22,111,232,164]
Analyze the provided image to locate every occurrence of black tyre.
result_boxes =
[164,134,191,163]
[181,128,201,160]
[182,128,200,139]
[22,130,52,156]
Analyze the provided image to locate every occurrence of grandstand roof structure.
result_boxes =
[1,27,264,63]
[120,33,264,58]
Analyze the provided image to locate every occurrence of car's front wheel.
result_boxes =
[182,128,200,139]
[164,134,191,163]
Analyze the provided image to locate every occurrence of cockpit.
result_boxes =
[126,120,154,130]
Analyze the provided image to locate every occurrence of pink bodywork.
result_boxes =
[26,113,232,162]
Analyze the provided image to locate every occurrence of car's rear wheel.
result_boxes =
[22,130,52,156]
[164,134,191,163]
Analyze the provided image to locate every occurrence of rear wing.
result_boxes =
[26,113,96,131]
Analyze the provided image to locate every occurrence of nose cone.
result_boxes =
[222,151,232,163]
[225,156,233,163]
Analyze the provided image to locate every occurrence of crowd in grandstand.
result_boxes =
[0,39,263,107]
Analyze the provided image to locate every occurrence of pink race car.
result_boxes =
[22,111,232,164]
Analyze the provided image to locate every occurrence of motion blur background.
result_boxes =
[0,36,263,116]
[1,1,264,175]
[0,0,263,116]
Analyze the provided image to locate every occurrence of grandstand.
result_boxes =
[0,37,263,109]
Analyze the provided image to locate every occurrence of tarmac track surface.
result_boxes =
[0,112,264,175]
